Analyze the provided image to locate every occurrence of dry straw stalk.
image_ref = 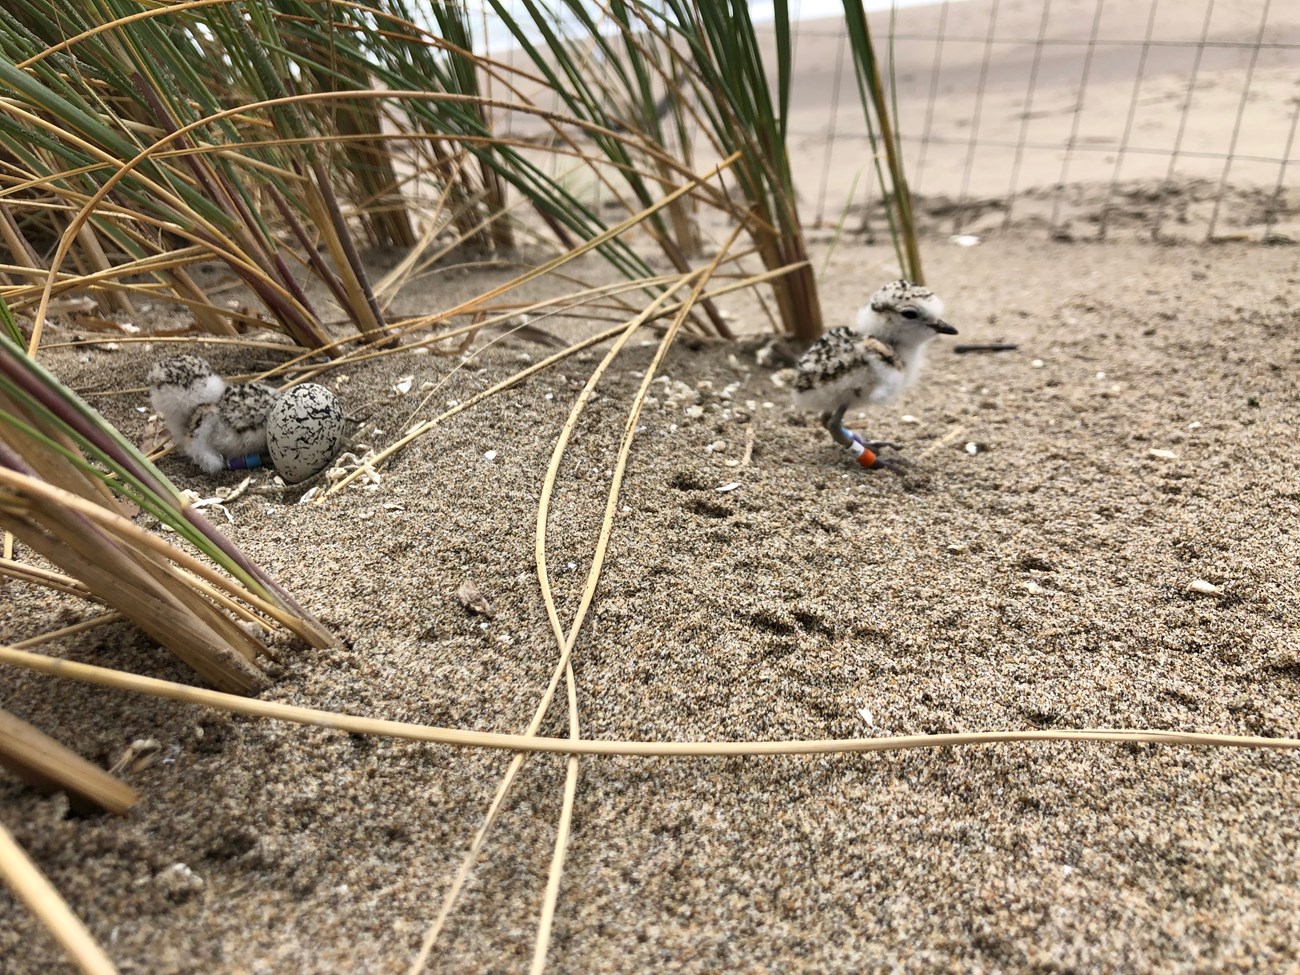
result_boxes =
[0,708,138,816]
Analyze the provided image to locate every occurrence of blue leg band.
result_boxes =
[226,453,270,470]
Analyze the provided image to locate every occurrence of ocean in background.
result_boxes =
[455,0,959,53]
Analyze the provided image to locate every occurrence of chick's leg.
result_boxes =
[821,406,902,452]
[821,405,911,473]
[821,406,858,447]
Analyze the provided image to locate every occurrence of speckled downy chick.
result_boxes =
[184,382,277,474]
[146,354,226,444]
[793,280,957,472]
[147,354,276,474]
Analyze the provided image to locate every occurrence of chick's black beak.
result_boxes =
[931,319,958,335]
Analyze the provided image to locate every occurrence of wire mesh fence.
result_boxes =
[780,0,1300,243]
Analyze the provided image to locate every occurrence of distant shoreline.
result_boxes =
[457,0,969,55]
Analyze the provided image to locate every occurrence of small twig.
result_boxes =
[11,614,122,649]
[917,424,967,462]
[953,343,1019,354]
[740,423,756,467]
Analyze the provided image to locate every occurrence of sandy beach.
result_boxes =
[786,0,1300,232]
[4,231,1298,972]
[3,0,1299,973]
[502,0,1299,240]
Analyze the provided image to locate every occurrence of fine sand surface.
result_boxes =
[2,232,1298,974]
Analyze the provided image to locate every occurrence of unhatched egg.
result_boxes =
[267,384,345,483]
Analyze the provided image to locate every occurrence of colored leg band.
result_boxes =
[851,442,877,468]
[226,453,270,470]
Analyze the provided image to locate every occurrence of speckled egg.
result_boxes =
[266,383,345,483]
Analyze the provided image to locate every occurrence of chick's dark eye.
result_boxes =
[900,309,919,320]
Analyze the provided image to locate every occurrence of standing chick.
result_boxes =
[793,279,957,471]
[147,354,276,474]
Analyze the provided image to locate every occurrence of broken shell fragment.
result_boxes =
[458,579,495,618]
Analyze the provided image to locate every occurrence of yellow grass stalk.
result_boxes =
[532,677,581,975]
[406,269,704,975]
[11,614,124,651]
[39,335,303,355]
[0,557,94,600]
[3,644,1296,759]
[0,468,325,649]
[14,0,237,68]
[411,229,750,973]
[0,469,267,692]
[529,229,747,973]
[0,817,120,975]
[0,708,138,816]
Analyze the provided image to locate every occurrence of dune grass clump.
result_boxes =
[0,289,334,759]
[0,5,933,972]
[1,0,923,353]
